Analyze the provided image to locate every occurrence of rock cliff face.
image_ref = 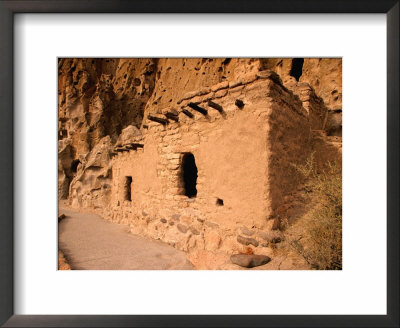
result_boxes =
[260,58,342,110]
[58,57,341,217]
[58,58,156,198]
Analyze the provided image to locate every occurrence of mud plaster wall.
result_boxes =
[102,73,319,254]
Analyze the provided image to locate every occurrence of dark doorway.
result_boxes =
[289,58,304,81]
[182,153,198,198]
[70,159,81,173]
[124,176,132,201]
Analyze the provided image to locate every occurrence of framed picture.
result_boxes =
[0,1,398,327]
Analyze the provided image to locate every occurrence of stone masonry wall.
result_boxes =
[97,71,323,267]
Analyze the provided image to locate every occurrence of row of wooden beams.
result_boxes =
[113,143,144,154]
[148,99,242,125]
[165,112,179,122]
[125,143,144,150]
[130,143,144,148]
[188,102,208,115]
[207,100,223,112]
[181,109,194,118]
[148,115,168,125]
[115,148,129,153]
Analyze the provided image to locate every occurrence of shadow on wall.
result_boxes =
[267,84,342,226]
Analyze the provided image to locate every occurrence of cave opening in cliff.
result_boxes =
[70,159,81,173]
[181,153,198,198]
[289,58,304,81]
[124,176,132,201]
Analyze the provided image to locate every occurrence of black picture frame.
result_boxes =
[0,1,398,327]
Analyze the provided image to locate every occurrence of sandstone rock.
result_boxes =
[237,235,259,247]
[171,213,180,221]
[299,58,342,110]
[230,254,271,268]
[182,90,199,101]
[204,230,221,251]
[229,85,245,94]
[239,72,258,85]
[204,221,219,229]
[214,89,228,98]
[211,81,229,92]
[257,70,280,80]
[115,125,142,146]
[68,136,112,208]
[239,226,254,236]
[177,223,188,233]
[229,80,242,88]
[189,226,200,235]
[198,87,211,96]
[160,218,167,223]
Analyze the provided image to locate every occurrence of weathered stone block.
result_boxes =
[204,221,219,229]
[182,90,199,100]
[229,80,242,88]
[171,214,181,221]
[198,87,211,96]
[239,226,254,236]
[237,235,259,247]
[189,225,200,235]
[230,254,271,268]
[229,85,245,94]
[214,88,228,98]
[211,81,229,92]
[239,72,258,85]
[177,223,188,233]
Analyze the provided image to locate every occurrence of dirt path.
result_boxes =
[58,208,194,270]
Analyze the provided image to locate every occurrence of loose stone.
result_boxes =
[230,254,271,268]
[237,235,259,247]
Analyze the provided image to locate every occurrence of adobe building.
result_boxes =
[100,70,328,262]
